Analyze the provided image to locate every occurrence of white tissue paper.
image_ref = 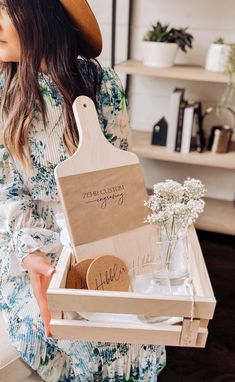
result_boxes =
[55,213,71,248]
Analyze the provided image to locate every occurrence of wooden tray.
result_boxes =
[47,96,216,347]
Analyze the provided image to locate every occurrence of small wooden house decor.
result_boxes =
[47,96,216,347]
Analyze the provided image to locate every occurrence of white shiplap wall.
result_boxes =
[89,0,129,68]
[89,0,235,201]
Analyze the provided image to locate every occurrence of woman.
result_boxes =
[0,1,166,381]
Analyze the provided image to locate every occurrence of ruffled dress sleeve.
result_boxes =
[0,75,60,277]
[97,68,131,151]
[0,145,61,268]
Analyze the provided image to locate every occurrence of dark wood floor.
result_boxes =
[159,230,235,382]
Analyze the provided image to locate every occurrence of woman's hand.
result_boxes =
[22,251,55,337]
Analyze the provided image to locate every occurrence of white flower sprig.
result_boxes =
[144,178,206,237]
[144,178,206,269]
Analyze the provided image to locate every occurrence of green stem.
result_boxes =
[165,219,187,271]
[163,222,170,240]
[165,217,175,269]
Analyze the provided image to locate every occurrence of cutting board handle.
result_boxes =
[55,95,138,177]
[73,96,114,152]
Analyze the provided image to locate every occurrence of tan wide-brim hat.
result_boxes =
[60,0,102,57]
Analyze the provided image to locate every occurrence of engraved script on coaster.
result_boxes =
[58,164,148,247]
[86,255,130,292]
[66,259,93,289]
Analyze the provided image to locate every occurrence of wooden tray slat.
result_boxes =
[48,288,215,319]
[50,319,208,348]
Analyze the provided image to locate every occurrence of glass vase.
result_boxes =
[146,224,190,292]
[128,231,190,324]
[154,229,190,294]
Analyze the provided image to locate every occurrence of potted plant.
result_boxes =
[142,21,193,67]
[205,37,231,72]
[206,41,235,129]
[219,43,235,107]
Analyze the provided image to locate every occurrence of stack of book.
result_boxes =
[166,88,205,154]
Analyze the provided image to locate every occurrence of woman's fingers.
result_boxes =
[29,271,54,337]
[35,255,55,277]
[23,252,55,277]
[25,252,56,337]
[29,269,43,300]
[39,275,53,337]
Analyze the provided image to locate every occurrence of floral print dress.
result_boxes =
[0,67,166,382]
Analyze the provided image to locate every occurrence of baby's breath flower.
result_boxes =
[144,195,162,212]
[186,199,205,222]
[145,209,173,225]
[153,179,184,204]
[183,178,206,201]
[144,178,206,239]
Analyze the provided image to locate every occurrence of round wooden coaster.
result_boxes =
[66,258,93,289]
[86,255,129,291]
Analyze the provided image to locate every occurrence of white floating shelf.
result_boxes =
[132,130,235,170]
[115,60,228,84]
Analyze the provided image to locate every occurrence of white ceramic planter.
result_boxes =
[142,41,178,67]
[205,43,230,72]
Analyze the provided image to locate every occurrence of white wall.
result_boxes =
[89,0,235,201]
[89,0,129,68]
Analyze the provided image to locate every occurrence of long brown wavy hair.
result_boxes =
[0,0,102,167]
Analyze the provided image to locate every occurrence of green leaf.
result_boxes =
[3,152,9,161]
[111,136,118,142]
[93,348,99,356]
[105,133,114,139]
[143,21,194,51]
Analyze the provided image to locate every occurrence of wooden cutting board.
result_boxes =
[55,96,148,248]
